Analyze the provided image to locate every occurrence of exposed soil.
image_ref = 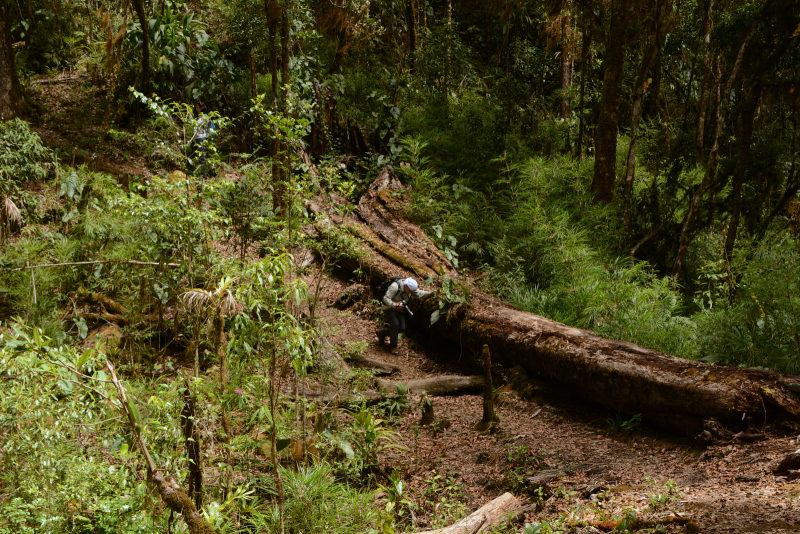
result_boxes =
[314,271,800,534]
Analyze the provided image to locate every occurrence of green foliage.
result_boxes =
[421,471,468,529]
[252,463,379,534]
[0,119,52,194]
[695,230,800,374]
[0,325,154,533]
[124,1,236,100]
[605,412,643,436]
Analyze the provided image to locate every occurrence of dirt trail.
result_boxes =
[315,273,800,534]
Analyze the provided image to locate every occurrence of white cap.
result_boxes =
[403,278,418,291]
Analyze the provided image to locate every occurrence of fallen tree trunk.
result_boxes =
[296,375,484,403]
[306,167,800,437]
[411,492,522,534]
[378,375,484,396]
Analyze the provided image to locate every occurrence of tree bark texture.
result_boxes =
[307,167,800,438]
[560,16,571,120]
[576,8,591,160]
[591,0,630,203]
[0,0,24,120]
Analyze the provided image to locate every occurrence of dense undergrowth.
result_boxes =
[2,0,800,532]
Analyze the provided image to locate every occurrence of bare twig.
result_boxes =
[6,260,181,272]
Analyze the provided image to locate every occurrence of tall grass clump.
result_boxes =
[253,463,378,534]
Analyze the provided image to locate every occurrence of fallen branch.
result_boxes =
[411,492,522,534]
[346,353,399,375]
[7,260,180,272]
[65,312,128,326]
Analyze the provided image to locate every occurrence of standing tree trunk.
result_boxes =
[723,86,760,263]
[591,0,630,203]
[560,15,571,120]
[576,8,591,160]
[406,0,417,71]
[622,0,670,230]
[131,0,150,94]
[213,312,232,440]
[478,344,498,428]
[695,0,715,164]
[0,0,24,120]
[273,10,291,218]
[673,35,750,280]
[182,379,203,510]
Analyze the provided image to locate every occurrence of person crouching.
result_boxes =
[377,277,431,354]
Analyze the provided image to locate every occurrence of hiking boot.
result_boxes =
[387,345,399,355]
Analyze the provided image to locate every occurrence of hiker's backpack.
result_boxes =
[374,276,402,300]
[208,120,217,141]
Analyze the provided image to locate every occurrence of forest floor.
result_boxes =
[24,75,800,534]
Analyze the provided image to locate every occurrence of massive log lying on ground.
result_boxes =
[306,167,800,437]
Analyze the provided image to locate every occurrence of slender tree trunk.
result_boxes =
[479,344,498,426]
[560,16,571,120]
[250,47,257,128]
[268,344,286,534]
[131,0,150,94]
[623,0,669,229]
[213,312,232,440]
[273,10,291,217]
[406,0,417,72]
[591,0,630,203]
[673,35,750,280]
[723,86,760,263]
[0,0,24,120]
[182,379,203,510]
[444,0,452,107]
[695,0,715,164]
[576,8,591,160]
